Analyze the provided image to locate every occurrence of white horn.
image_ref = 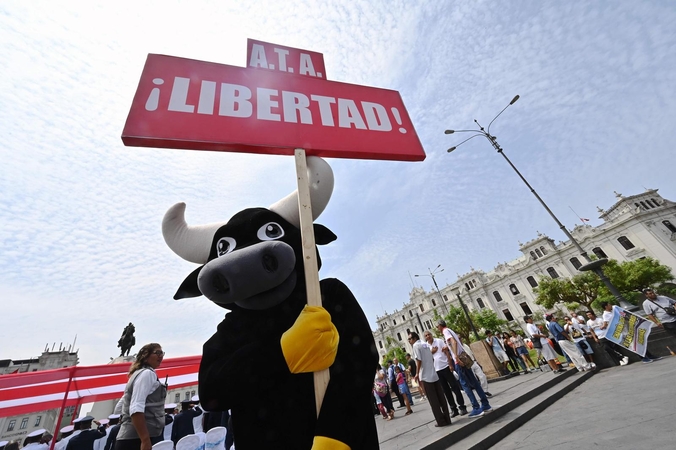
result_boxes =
[269,156,334,227]
[162,202,225,264]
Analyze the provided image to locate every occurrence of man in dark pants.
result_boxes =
[386,359,406,408]
[171,400,202,445]
[423,331,467,417]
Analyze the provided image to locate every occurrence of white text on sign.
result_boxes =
[146,77,407,134]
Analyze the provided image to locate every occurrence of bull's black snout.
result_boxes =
[198,240,297,308]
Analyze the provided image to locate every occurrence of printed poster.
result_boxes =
[604,305,654,357]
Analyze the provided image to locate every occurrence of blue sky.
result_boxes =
[2,1,675,366]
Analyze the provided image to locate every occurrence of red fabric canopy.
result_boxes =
[0,355,201,417]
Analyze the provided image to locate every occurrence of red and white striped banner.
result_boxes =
[0,356,201,417]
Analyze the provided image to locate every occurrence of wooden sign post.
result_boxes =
[294,148,330,415]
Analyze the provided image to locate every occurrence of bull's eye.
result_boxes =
[257,222,285,241]
[216,237,236,257]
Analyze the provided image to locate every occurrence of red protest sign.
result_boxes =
[122,53,425,161]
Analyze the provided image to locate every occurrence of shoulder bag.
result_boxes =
[648,298,676,316]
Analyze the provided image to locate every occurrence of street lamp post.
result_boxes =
[414,265,449,314]
[445,96,634,309]
[450,285,481,341]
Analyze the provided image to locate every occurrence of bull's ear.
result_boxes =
[174,267,204,299]
[313,224,337,245]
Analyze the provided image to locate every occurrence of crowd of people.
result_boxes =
[373,288,676,429]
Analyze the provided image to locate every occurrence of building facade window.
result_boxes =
[402,316,406,322]
[650,198,660,207]
[35,416,42,427]
[431,299,436,306]
[409,310,414,317]
[535,249,543,258]
[7,420,15,432]
[443,295,448,302]
[540,246,548,255]
[617,236,635,250]
[570,257,582,270]
[640,201,649,209]
[397,332,402,341]
[419,304,425,312]
[20,418,28,430]
[527,276,538,288]
[175,393,180,403]
[378,341,383,349]
[592,247,608,259]
[393,319,396,325]
[476,298,485,309]
[520,302,533,315]
[547,267,559,279]
[493,291,503,302]
[530,251,537,260]
[509,284,520,295]
[503,309,514,321]
[663,220,676,233]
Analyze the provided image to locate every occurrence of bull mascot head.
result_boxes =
[162,156,335,310]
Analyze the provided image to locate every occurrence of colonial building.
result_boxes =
[373,189,676,359]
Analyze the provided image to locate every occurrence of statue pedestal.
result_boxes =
[469,341,504,380]
[110,355,136,364]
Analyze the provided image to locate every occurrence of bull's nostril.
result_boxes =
[262,254,279,273]
[213,274,230,293]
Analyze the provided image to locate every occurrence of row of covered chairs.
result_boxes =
[152,426,232,450]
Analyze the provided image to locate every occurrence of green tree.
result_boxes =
[433,306,508,343]
[535,271,602,313]
[598,257,673,303]
[535,257,674,313]
[381,336,407,367]
[473,308,508,334]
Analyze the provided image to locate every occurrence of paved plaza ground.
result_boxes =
[377,356,676,449]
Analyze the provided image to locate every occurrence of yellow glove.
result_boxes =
[281,306,339,373]
[312,436,350,450]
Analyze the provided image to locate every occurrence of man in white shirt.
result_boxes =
[409,331,451,427]
[422,331,467,417]
[643,288,676,337]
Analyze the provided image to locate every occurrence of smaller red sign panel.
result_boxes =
[122,54,425,161]
[246,39,327,79]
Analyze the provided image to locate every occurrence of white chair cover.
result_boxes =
[152,440,174,450]
[195,432,206,450]
[205,427,226,450]
[176,434,201,450]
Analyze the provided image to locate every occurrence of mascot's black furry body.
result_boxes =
[163,157,379,450]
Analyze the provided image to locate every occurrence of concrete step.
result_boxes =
[443,369,596,449]
[418,368,595,450]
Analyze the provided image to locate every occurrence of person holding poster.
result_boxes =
[642,288,676,337]
[600,302,662,363]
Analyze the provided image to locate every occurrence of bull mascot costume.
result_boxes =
[162,157,379,450]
